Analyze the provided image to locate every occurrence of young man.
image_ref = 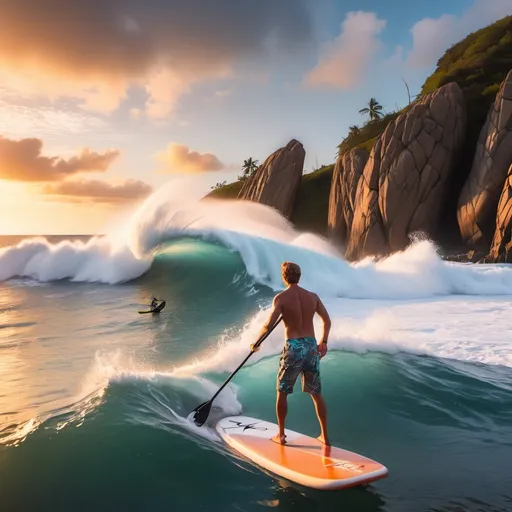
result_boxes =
[251,261,331,445]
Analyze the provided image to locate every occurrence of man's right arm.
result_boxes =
[250,294,283,353]
[315,294,331,357]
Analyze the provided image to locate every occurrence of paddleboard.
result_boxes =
[216,416,388,490]
[138,300,166,314]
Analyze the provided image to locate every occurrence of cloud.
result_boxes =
[385,45,405,69]
[214,89,233,99]
[0,0,313,117]
[130,108,143,120]
[406,0,512,69]
[0,136,119,181]
[144,68,194,120]
[304,11,386,89]
[44,179,153,202]
[0,99,109,139]
[157,143,225,173]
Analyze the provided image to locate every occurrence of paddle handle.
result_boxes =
[209,316,283,403]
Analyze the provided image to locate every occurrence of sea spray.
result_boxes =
[2,181,512,300]
[0,236,151,283]
[80,350,243,442]
[172,297,512,374]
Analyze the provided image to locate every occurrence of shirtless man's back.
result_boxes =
[277,285,321,339]
[253,261,331,445]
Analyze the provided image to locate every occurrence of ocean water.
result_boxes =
[1,187,512,512]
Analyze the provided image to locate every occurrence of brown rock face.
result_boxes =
[487,164,512,262]
[347,138,387,259]
[346,82,466,260]
[328,148,369,245]
[458,70,512,249]
[238,139,305,218]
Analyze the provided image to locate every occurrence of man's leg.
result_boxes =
[302,341,329,445]
[310,393,330,445]
[271,391,288,444]
[274,341,300,445]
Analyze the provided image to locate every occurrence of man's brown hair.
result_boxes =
[281,261,301,284]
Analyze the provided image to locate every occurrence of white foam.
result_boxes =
[171,296,512,373]
[79,350,242,442]
[0,236,151,284]
[2,178,512,301]
[6,295,510,446]
[0,417,41,447]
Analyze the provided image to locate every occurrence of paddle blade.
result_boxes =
[192,400,212,427]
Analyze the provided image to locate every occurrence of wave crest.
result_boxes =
[2,186,512,301]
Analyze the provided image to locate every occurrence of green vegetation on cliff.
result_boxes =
[337,110,403,155]
[339,16,512,160]
[205,164,334,234]
[421,15,512,101]
[426,15,512,245]
[422,15,511,155]
[290,164,334,235]
[206,180,244,199]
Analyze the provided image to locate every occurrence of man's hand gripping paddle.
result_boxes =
[191,316,282,427]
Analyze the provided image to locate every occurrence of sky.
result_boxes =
[0,0,510,234]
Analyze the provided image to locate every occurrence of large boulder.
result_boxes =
[238,139,305,219]
[346,82,466,260]
[346,139,387,259]
[487,164,512,262]
[328,148,369,245]
[458,70,512,249]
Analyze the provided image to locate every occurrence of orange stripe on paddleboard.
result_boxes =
[228,434,383,481]
[216,417,388,490]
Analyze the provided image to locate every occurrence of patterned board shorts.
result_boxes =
[277,337,321,395]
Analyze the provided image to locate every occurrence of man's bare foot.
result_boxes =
[317,435,331,446]
[271,434,287,445]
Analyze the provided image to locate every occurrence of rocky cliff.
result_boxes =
[487,164,512,262]
[207,16,512,263]
[457,70,512,249]
[238,139,305,219]
[328,149,369,245]
[341,83,466,260]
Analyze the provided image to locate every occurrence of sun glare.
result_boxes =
[0,181,116,235]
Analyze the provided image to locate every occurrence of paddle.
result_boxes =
[191,316,283,427]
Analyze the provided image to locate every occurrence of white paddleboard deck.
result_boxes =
[216,416,388,490]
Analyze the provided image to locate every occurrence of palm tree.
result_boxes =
[239,157,259,180]
[359,98,384,121]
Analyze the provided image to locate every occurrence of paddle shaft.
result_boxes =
[207,316,282,405]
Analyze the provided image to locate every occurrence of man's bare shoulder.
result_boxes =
[298,286,318,300]
[274,290,286,301]
[275,288,297,304]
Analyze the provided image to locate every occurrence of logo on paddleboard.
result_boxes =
[224,420,268,432]
[324,460,365,472]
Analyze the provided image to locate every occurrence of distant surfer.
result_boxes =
[138,298,165,315]
[251,262,331,445]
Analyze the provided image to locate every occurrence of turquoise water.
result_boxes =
[1,229,512,512]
